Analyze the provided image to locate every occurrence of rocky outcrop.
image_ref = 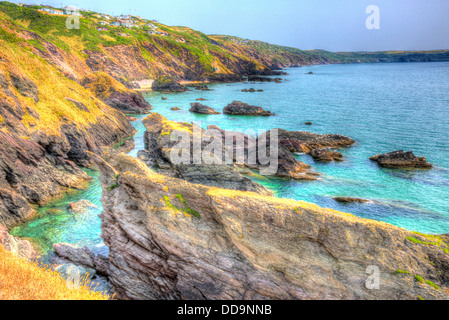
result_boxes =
[94,152,449,300]
[141,114,271,195]
[223,101,274,116]
[189,103,220,114]
[142,113,317,183]
[0,225,38,261]
[81,72,152,114]
[53,243,109,276]
[275,129,355,153]
[370,151,432,169]
[0,68,136,228]
[151,76,187,92]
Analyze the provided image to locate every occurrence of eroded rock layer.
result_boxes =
[93,153,449,300]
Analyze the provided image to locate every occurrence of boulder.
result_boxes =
[189,103,220,114]
[223,101,274,116]
[55,263,96,281]
[370,151,432,169]
[309,148,344,162]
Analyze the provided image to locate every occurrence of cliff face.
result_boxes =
[95,153,449,300]
[0,32,136,228]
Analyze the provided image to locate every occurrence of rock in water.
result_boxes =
[370,150,432,169]
[68,200,98,214]
[309,148,344,162]
[223,101,274,116]
[152,76,187,92]
[189,103,220,114]
[170,107,181,110]
[91,152,449,300]
[333,197,372,204]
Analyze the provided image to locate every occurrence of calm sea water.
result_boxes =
[11,62,449,252]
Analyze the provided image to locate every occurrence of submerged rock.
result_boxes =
[170,107,181,110]
[223,101,274,116]
[189,102,220,114]
[370,150,432,169]
[68,200,98,214]
[333,197,372,204]
[92,152,449,300]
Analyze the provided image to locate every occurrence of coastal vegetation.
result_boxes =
[0,244,109,300]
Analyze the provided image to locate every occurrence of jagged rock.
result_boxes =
[273,129,355,153]
[141,114,272,195]
[81,72,152,114]
[103,90,152,114]
[370,151,432,169]
[152,76,187,92]
[53,243,108,275]
[68,200,98,214]
[65,97,89,112]
[189,103,220,114]
[10,73,39,102]
[0,189,36,229]
[248,88,256,92]
[223,101,274,116]
[309,148,344,162]
[93,152,449,300]
[194,84,212,91]
[333,197,372,204]
[0,224,38,260]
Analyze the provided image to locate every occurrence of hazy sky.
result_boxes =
[13,0,449,52]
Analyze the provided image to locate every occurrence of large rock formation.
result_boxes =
[141,114,271,195]
[0,65,136,228]
[370,151,432,169]
[262,129,355,162]
[81,72,152,114]
[223,101,274,116]
[93,152,449,300]
[142,113,317,185]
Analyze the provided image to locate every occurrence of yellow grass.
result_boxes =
[0,245,110,300]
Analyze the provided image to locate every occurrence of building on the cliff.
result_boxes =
[96,27,108,31]
[98,21,108,25]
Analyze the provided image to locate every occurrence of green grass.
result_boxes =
[163,194,200,218]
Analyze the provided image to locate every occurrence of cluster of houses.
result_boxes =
[17,3,187,42]
[35,5,85,16]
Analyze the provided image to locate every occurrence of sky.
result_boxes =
[12,0,449,52]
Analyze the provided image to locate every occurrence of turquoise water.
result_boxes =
[11,62,449,252]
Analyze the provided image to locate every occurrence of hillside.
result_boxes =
[1,1,447,87]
